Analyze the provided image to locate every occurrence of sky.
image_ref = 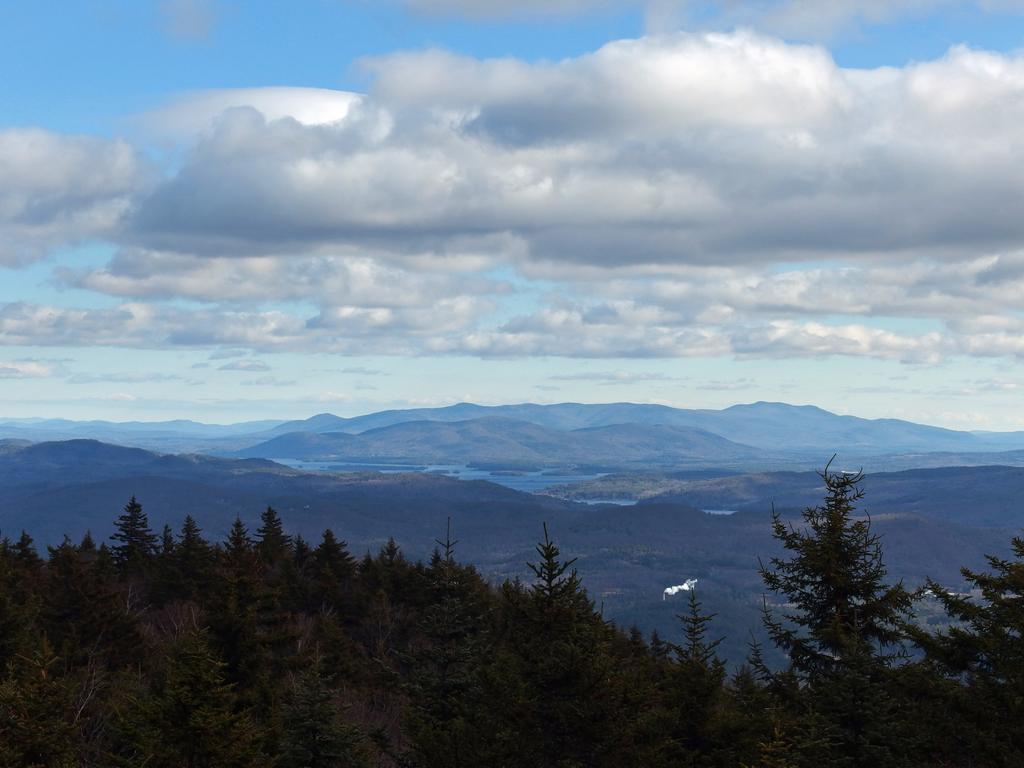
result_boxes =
[2,0,1024,428]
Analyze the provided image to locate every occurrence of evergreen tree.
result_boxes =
[280,656,368,768]
[110,496,158,576]
[759,461,912,767]
[14,530,42,570]
[0,639,79,768]
[257,507,291,566]
[912,533,1024,765]
[404,521,490,767]
[655,589,729,765]
[43,537,136,667]
[311,529,357,615]
[173,515,214,602]
[480,524,626,767]
[0,538,34,670]
[159,525,175,556]
[139,629,266,768]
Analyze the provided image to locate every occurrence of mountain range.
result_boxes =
[4,401,1023,470]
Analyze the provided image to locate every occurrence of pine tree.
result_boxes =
[404,520,489,767]
[0,639,79,768]
[256,507,291,566]
[311,529,357,615]
[173,515,214,602]
[14,530,42,570]
[480,524,625,767]
[280,655,368,768]
[110,496,158,576]
[655,589,728,765]
[43,538,135,667]
[912,533,1024,764]
[759,460,912,767]
[0,538,34,670]
[159,525,175,556]
[140,629,267,768]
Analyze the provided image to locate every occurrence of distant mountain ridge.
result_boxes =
[4,402,1024,467]
[236,416,761,465]
[260,401,1013,453]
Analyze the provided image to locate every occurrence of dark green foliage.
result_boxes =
[257,506,291,566]
[138,628,267,768]
[758,461,915,767]
[280,656,368,768]
[173,515,214,601]
[3,480,1024,767]
[110,496,158,576]
[760,462,912,677]
[0,640,79,768]
[403,520,490,767]
[475,524,630,767]
[909,534,1024,765]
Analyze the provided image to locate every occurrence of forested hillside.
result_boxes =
[2,467,1023,766]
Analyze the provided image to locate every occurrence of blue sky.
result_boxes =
[2,0,1024,427]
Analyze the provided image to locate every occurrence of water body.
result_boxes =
[271,458,608,494]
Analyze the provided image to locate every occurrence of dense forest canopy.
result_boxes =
[2,466,1024,767]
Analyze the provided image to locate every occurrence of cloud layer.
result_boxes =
[5,32,1024,364]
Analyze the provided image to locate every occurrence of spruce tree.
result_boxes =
[141,629,266,768]
[110,496,158,576]
[174,515,214,602]
[658,589,728,764]
[0,639,79,768]
[481,524,624,767]
[759,461,912,767]
[404,521,489,767]
[256,507,291,566]
[280,656,368,768]
[311,529,357,615]
[912,533,1024,764]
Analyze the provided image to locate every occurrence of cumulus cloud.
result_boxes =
[110,35,1024,274]
[11,31,1024,365]
[140,87,361,141]
[0,129,149,264]
[0,300,492,356]
[59,249,503,307]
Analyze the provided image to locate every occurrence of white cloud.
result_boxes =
[10,31,1024,365]
[112,35,1024,275]
[59,250,503,307]
[140,87,362,141]
[0,129,149,264]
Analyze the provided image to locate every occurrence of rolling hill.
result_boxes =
[234,416,762,466]
[6,401,1024,471]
